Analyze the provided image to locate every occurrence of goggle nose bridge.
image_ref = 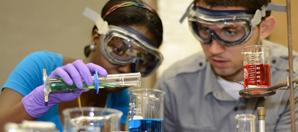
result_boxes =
[131,56,147,64]
[204,30,219,44]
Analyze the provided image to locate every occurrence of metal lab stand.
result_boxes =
[239,0,296,131]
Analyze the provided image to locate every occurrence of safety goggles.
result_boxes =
[180,3,286,46]
[100,25,163,77]
[83,7,163,77]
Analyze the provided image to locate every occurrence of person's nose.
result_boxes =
[117,64,132,73]
[208,39,226,55]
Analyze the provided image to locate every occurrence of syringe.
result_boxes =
[43,69,141,102]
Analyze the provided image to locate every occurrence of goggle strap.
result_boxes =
[180,2,286,26]
[118,26,157,47]
[179,2,194,24]
[251,8,265,27]
[83,7,109,34]
[266,3,286,12]
[251,3,286,27]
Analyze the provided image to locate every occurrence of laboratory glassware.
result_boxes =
[43,69,141,102]
[128,89,165,132]
[235,114,256,132]
[242,45,271,93]
[4,120,58,132]
[63,107,123,132]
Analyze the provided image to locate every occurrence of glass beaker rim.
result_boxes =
[128,88,165,94]
[62,107,123,115]
[241,45,270,53]
[235,114,256,120]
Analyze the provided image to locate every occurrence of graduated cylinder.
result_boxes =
[43,69,141,102]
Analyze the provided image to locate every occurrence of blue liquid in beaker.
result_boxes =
[129,119,164,132]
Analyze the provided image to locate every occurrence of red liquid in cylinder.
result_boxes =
[243,64,271,93]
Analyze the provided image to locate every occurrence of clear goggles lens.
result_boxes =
[189,20,251,45]
[100,26,163,77]
[188,6,255,46]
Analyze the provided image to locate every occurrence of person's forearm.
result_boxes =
[0,101,36,131]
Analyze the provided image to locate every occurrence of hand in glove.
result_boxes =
[22,60,107,118]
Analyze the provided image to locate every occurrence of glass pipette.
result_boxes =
[43,69,141,102]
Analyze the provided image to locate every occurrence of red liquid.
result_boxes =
[243,64,271,93]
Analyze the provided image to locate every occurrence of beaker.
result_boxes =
[242,45,271,93]
[128,89,165,132]
[235,114,256,132]
[63,107,123,132]
[4,120,58,132]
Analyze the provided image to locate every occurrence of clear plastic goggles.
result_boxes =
[100,25,163,77]
[188,6,256,46]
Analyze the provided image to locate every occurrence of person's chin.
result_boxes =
[212,67,232,76]
[213,66,242,78]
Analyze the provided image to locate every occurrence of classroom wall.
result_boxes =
[156,0,202,78]
[0,0,105,88]
[269,0,298,52]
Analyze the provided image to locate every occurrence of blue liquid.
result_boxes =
[129,119,164,132]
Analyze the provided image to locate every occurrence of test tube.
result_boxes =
[43,69,141,102]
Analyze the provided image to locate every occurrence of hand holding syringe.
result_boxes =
[43,69,141,102]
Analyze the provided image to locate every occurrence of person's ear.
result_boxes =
[259,16,276,40]
[92,29,100,46]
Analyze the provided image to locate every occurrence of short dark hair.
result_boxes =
[85,0,163,57]
[194,0,271,17]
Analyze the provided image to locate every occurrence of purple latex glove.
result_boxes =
[22,60,107,118]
